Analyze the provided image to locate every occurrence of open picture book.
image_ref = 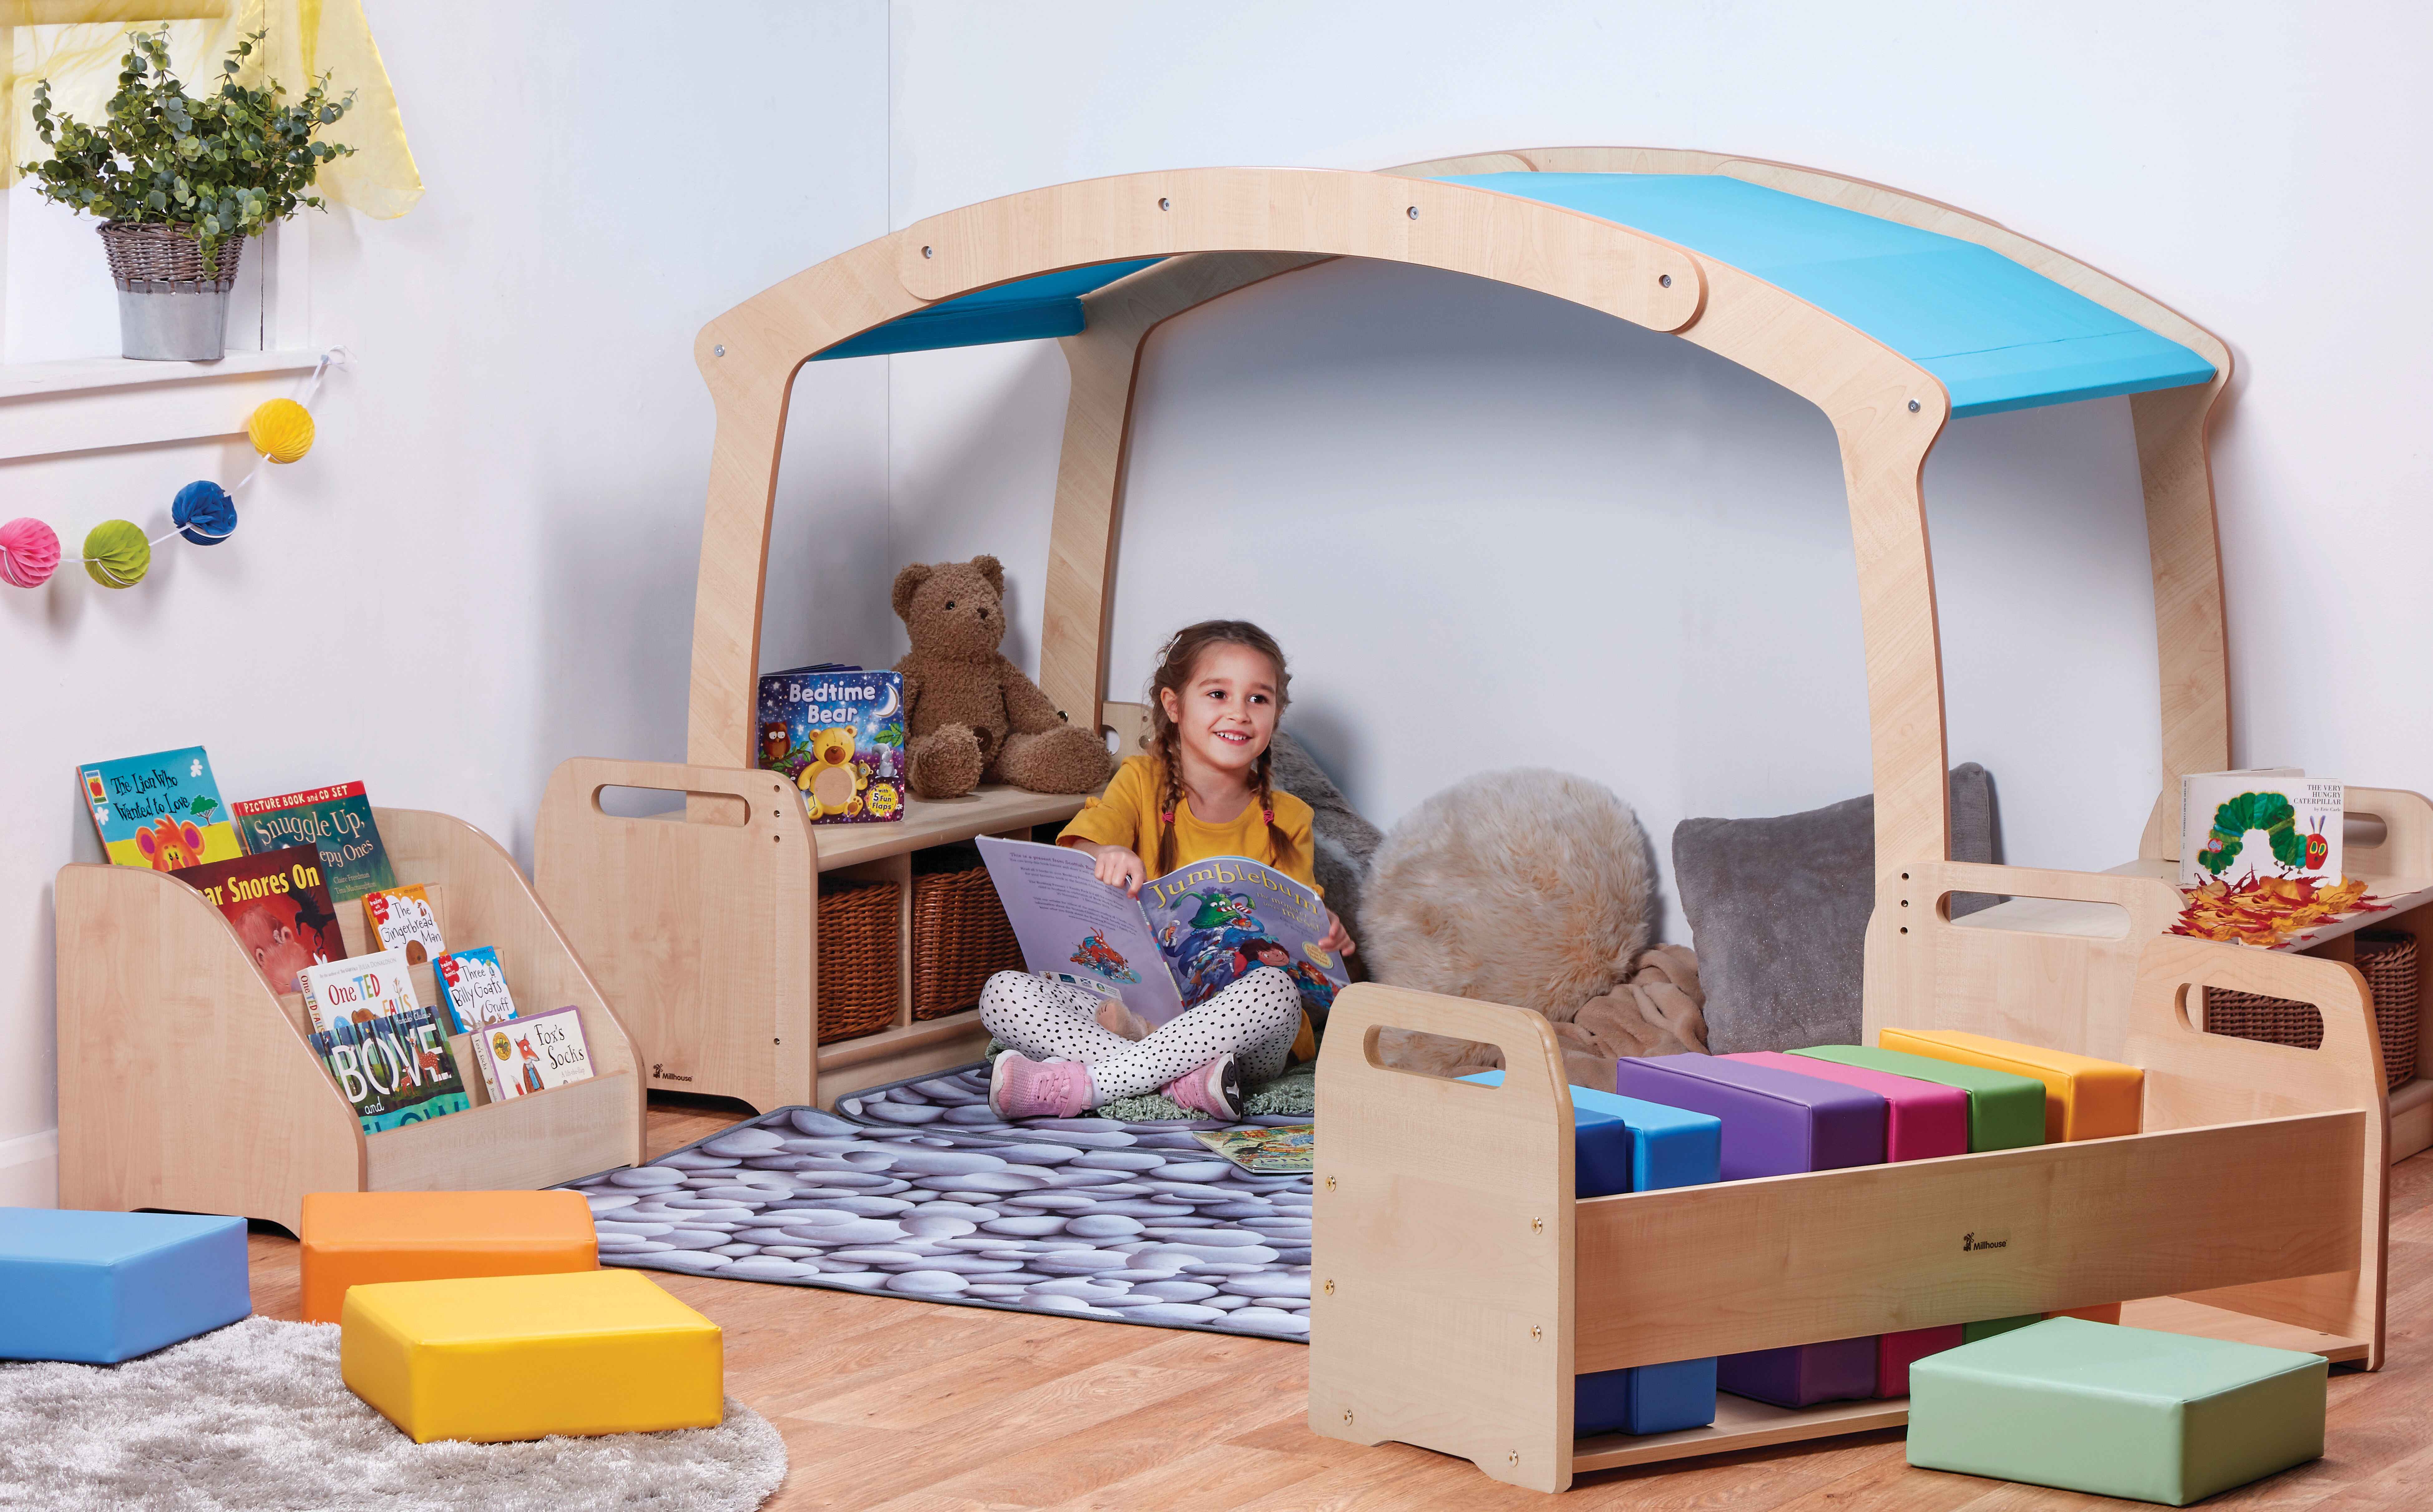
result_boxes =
[976,837,1348,1028]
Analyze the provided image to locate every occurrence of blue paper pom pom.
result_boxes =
[171,480,237,546]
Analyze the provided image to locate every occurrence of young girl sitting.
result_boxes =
[983,619,1355,1120]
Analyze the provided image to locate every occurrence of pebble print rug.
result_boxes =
[560,1063,1314,1340]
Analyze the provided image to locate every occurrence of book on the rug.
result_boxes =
[175,844,346,994]
[361,884,444,965]
[2180,769,2344,887]
[309,1004,471,1132]
[231,782,396,901]
[78,746,243,872]
[756,664,908,824]
[297,947,418,1037]
[1194,1124,1312,1174]
[471,1005,595,1101]
[975,837,1347,1028]
[432,946,517,1035]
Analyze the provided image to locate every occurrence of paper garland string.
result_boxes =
[0,348,345,591]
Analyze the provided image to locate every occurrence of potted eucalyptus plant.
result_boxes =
[17,28,355,361]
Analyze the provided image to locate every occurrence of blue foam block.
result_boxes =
[1462,1073,1722,1435]
[0,1208,251,1364]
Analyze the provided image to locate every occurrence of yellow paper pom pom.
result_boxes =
[247,398,315,464]
[82,519,151,589]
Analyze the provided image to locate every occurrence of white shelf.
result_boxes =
[0,348,324,462]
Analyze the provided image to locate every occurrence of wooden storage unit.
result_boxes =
[56,808,645,1235]
[534,757,1083,1112]
[1312,937,2389,1492]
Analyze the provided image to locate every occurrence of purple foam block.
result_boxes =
[1612,1053,1886,1179]
[1717,1335,1879,1408]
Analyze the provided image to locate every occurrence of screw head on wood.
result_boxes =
[1159,197,1170,210]
[713,344,725,357]
[1908,399,1922,412]
[1509,1451,1521,1466]
[1326,1175,1337,1191]
[1532,1217,1544,1233]
[922,245,934,258]
[1344,1408,1355,1424]
[1407,205,1420,220]
[1531,1325,1543,1340]
[1324,1278,1335,1294]
[1660,274,1672,287]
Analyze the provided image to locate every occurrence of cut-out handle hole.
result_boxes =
[594,787,748,827]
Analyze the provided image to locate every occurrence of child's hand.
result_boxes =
[1083,843,1149,896]
[1319,911,1355,957]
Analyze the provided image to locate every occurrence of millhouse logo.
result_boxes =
[1962,1231,2009,1252]
[651,1063,695,1083]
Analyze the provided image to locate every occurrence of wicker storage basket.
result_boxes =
[817,878,900,1044]
[98,222,245,289]
[2205,930,2419,1089]
[911,862,1025,1021]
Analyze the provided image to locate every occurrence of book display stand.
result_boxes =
[56,808,644,1234]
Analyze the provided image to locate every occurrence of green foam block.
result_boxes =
[1791,1044,2046,1152]
[1906,1318,2326,1506]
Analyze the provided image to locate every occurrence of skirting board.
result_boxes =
[0,1127,59,1208]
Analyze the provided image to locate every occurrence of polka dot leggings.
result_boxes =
[976,966,1304,1103]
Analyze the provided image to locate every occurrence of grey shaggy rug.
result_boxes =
[0,1316,787,1512]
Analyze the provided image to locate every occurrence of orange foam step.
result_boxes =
[1876,1029,2142,1143]
[300,1190,597,1324]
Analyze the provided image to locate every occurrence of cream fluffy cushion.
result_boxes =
[1362,768,1654,1017]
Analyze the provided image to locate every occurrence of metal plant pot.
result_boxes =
[97,222,246,361]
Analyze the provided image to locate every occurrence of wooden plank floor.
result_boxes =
[241,1100,2433,1509]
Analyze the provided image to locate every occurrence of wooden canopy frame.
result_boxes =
[540,144,2431,1121]
[684,147,2231,883]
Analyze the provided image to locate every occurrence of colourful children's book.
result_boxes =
[77,746,243,872]
[2179,769,2343,888]
[473,1005,595,1101]
[176,844,346,995]
[297,947,418,1037]
[432,946,517,1036]
[362,884,444,965]
[308,1005,470,1132]
[976,837,1348,1028]
[1193,1124,1312,1174]
[756,665,908,824]
[231,782,396,901]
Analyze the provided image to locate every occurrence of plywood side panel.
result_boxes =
[1309,985,1576,1493]
[533,759,817,1113]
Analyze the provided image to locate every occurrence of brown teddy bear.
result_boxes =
[891,555,1114,800]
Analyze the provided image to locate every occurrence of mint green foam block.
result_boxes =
[1906,1318,2326,1506]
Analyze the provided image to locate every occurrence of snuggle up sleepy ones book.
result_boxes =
[79,746,243,872]
[232,782,396,901]
[976,837,1348,1028]
[756,665,908,824]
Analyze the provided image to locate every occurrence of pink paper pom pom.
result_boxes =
[0,517,61,588]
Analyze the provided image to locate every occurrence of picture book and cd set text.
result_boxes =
[976,837,1347,1028]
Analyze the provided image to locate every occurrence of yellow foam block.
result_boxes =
[340,1268,722,1443]
[1879,1028,2143,1143]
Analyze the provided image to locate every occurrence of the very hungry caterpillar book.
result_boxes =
[976,837,1346,1028]
[175,844,344,994]
[309,1004,469,1132]
[232,782,395,901]
[79,746,242,872]
[2179,769,2344,887]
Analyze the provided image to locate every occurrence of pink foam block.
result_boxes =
[1728,1052,1967,1162]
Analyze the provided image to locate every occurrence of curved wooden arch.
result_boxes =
[686,158,1996,886]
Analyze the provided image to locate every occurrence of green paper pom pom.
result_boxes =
[83,519,152,589]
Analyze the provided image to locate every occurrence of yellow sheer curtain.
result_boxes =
[2,0,421,218]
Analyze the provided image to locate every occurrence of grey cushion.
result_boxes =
[1269,731,1382,945]
[1672,764,1997,1054]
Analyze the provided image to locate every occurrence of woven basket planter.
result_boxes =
[2205,931,2420,1089]
[96,223,246,360]
[816,878,900,1044]
[911,864,1025,1021]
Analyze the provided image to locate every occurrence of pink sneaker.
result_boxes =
[988,1053,1095,1119]
[1163,1055,1245,1120]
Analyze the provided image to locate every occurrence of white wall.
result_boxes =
[9,1,2429,1201]
[0,1,892,1203]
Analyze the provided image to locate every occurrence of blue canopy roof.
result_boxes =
[817,174,2214,416]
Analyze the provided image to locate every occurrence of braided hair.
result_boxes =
[1144,619,1292,876]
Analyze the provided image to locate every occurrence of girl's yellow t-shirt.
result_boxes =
[1059,754,1320,893]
